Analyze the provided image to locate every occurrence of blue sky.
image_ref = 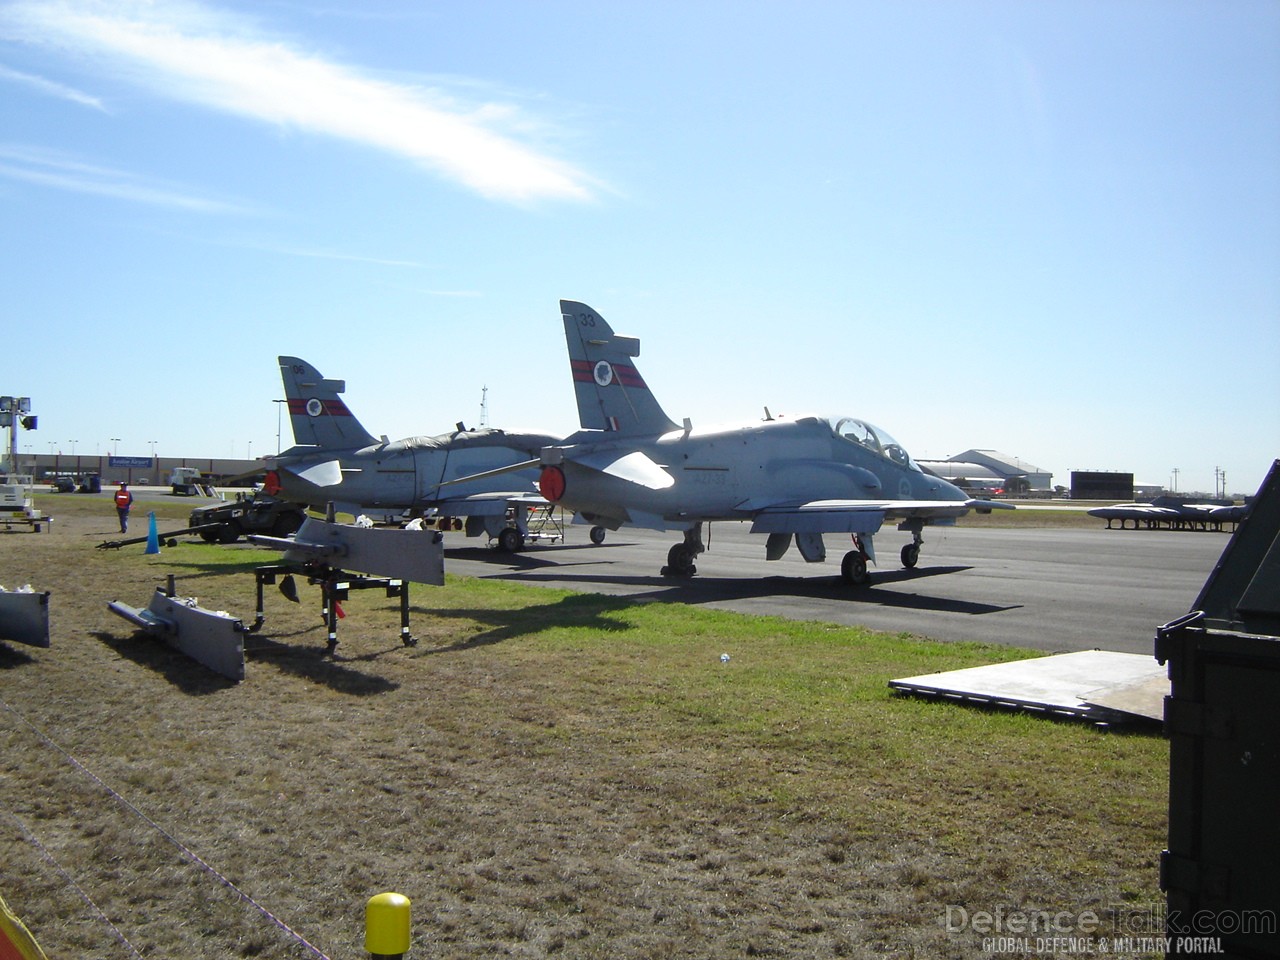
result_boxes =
[1,0,1276,496]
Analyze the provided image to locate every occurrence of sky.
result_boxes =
[1,0,1276,497]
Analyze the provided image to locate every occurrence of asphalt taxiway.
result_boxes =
[443,522,1229,656]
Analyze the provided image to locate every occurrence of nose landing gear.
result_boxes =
[901,530,923,569]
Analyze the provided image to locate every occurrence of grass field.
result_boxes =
[0,495,1166,958]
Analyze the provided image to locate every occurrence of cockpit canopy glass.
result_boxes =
[830,418,921,471]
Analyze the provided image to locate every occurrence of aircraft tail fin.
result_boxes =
[560,300,679,436]
[277,356,379,450]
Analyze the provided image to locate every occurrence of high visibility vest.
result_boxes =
[115,489,132,508]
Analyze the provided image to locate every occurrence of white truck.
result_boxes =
[168,467,215,496]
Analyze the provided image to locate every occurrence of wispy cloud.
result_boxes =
[229,238,426,269]
[0,143,249,212]
[0,62,107,110]
[0,0,601,204]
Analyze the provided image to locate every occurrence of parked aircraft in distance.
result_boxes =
[262,357,560,550]
[458,300,1010,585]
[1088,496,1250,531]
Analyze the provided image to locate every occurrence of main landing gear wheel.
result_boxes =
[901,542,920,569]
[841,550,869,586]
[662,543,698,578]
[497,527,525,552]
[589,525,607,545]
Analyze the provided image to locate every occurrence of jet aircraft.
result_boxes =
[467,301,1010,585]
[1088,496,1250,531]
[263,356,560,550]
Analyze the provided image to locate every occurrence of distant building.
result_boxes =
[1071,471,1134,501]
[915,460,1006,493]
[917,449,1052,494]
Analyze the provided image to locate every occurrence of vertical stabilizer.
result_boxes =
[278,356,379,450]
[560,301,678,436]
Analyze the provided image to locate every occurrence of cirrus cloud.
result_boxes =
[0,0,601,204]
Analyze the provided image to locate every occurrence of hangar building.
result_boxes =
[916,450,1053,495]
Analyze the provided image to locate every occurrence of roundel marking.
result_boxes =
[898,478,912,500]
[593,361,614,387]
[539,465,566,503]
[305,398,324,418]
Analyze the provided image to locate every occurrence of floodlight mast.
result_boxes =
[0,396,34,475]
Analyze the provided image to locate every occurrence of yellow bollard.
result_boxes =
[365,892,411,959]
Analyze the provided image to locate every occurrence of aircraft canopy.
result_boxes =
[829,418,922,472]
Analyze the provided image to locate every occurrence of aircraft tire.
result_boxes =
[663,543,697,578]
[589,525,607,545]
[497,527,525,552]
[841,550,869,586]
[274,513,304,538]
[901,543,919,568]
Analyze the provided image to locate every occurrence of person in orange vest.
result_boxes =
[114,481,134,533]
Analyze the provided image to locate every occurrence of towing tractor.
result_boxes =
[189,491,307,543]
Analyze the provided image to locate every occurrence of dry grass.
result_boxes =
[958,504,1102,529]
[0,495,1166,958]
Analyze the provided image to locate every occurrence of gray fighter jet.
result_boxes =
[262,357,560,550]
[478,301,1010,584]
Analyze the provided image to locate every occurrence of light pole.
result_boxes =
[111,437,121,456]
[274,399,286,455]
[247,440,253,459]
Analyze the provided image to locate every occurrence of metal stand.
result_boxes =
[253,562,417,655]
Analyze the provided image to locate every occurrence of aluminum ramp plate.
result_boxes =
[889,650,1166,724]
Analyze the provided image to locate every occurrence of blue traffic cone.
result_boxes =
[145,511,161,554]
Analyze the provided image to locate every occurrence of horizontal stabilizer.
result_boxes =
[577,449,674,490]
[293,459,344,488]
[107,590,247,681]
[253,518,445,586]
[0,589,50,647]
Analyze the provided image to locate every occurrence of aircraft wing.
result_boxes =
[434,491,548,516]
[748,498,1005,534]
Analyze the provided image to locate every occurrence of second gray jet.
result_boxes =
[522,300,1009,585]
